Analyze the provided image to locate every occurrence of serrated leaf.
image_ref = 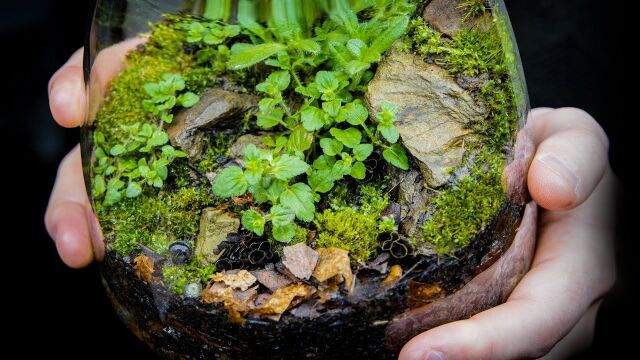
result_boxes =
[300,106,325,132]
[270,205,295,227]
[229,43,286,70]
[93,175,106,197]
[379,125,400,144]
[331,160,352,180]
[319,138,343,156]
[257,109,284,128]
[104,188,122,206]
[329,127,361,148]
[147,130,169,147]
[242,210,265,236]
[288,125,314,152]
[268,70,291,92]
[313,155,336,170]
[353,143,374,161]
[383,144,409,170]
[270,155,310,181]
[308,169,334,193]
[336,99,368,125]
[315,71,339,93]
[322,100,342,118]
[349,161,366,180]
[272,223,297,242]
[366,16,409,61]
[125,182,142,198]
[279,183,315,222]
[212,166,248,198]
[110,144,126,156]
[346,38,366,58]
[178,92,200,108]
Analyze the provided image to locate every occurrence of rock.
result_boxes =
[195,208,240,264]
[422,0,492,37]
[184,282,202,298]
[366,50,484,188]
[282,243,320,281]
[391,168,434,244]
[456,73,490,91]
[167,89,259,160]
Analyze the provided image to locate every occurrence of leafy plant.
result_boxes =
[142,73,200,124]
[211,3,416,242]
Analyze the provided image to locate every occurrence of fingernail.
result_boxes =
[424,351,447,360]
[536,154,579,196]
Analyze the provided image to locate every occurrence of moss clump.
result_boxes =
[458,0,488,22]
[422,149,505,254]
[404,17,518,149]
[315,184,390,265]
[196,133,233,173]
[163,258,216,295]
[99,187,212,256]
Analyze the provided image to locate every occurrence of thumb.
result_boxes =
[527,108,609,211]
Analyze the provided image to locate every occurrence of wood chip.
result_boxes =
[312,248,354,292]
[134,255,154,283]
[407,280,444,308]
[282,243,319,280]
[366,253,390,274]
[200,282,257,323]
[211,270,257,291]
[254,284,316,320]
[251,269,293,292]
[381,264,403,288]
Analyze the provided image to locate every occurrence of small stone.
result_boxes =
[366,50,483,188]
[184,282,202,298]
[282,243,320,280]
[422,0,492,37]
[167,89,259,160]
[228,133,270,166]
[195,208,240,264]
[391,168,435,244]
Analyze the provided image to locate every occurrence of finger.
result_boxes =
[527,108,609,210]
[49,49,85,128]
[45,146,96,268]
[399,170,616,360]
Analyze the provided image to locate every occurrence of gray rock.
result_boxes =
[422,0,492,37]
[366,50,484,188]
[184,282,202,298]
[167,89,259,160]
[195,207,240,264]
[228,133,270,166]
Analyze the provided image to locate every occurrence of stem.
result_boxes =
[290,66,303,88]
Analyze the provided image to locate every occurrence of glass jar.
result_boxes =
[82,1,531,358]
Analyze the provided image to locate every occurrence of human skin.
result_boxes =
[45,49,616,359]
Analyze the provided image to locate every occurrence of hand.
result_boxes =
[46,47,616,358]
[399,108,616,360]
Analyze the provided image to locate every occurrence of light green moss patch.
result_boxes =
[163,258,216,295]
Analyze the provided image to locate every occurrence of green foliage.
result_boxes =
[142,73,200,123]
[315,183,390,264]
[163,258,216,295]
[210,3,416,242]
[99,187,212,256]
[422,149,505,255]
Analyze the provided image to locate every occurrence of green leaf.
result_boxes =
[212,166,248,198]
[107,178,125,191]
[331,159,352,180]
[268,70,291,92]
[93,175,106,197]
[257,109,284,128]
[308,169,334,193]
[288,125,314,152]
[350,161,366,180]
[178,92,200,108]
[270,155,310,181]
[379,125,400,144]
[383,144,409,170]
[366,16,409,60]
[279,183,315,222]
[319,138,343,156]
[109,144,126,156]
[353,143,374,161]
[264,179,286,204]
[104,189,122,206]
[337,99,368,125]
[301,106,326,132]
[313,155,336,170]
[270,205,295,227]
[346,38,367,58]
[242,210,265,236]
[272,223,297,242]
[322,100,342,118]
[147,130,169,147]
[330,127,362,148]
[315,71,339,94]
[125,182,142,198]
[229,43,287,70]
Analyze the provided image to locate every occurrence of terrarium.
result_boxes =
[82,0,534,358]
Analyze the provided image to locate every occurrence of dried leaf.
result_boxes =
[312,248,354,291]
[211,269,257,291]
[282,243,319,280]
[201,282,256,323]
[381,264,403,288]
[252,269,293,292]
[134,255,154,283]
[407,280,444,308]
[254,284,316,320]
[317,283,340,304]
[366,253,390,274]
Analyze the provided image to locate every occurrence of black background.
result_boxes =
[0,0,634,358]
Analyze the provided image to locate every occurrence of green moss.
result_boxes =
[458,0,488,22]
[99,187,212,256]
[405,17,519,148]
[315,184,390,265]
[271,225,309,256]
[163,258,216,295]
[197,133,233,173]
[421,149,505,255]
